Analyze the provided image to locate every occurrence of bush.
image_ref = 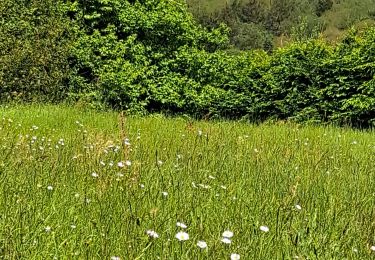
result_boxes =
[0,0,73,102]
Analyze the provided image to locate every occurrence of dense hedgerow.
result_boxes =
[0,0,374,126]
[0,0,73,101]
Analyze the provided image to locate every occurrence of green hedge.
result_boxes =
[0,0,73,101]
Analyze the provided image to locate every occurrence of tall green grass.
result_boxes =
[0,105,374,259]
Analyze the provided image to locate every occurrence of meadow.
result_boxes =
[0,105,374,259]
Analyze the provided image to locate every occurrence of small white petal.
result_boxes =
[221,237,231,244]
[230,253,240,260]
[176,222,187,229]
[197,240,207,249]
[222,230,234,238]
[260,226,269,232]
[117,162,124,168]
[146,230,159,238]
[370,245,375,251]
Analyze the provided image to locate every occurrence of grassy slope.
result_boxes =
[0,105,374,259]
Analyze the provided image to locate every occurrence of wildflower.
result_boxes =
[198,130,202,136]
[176,222,187,229]
[221,237,231,244]
[47,185,53,191]
[124,138,131,146]
[100,161,105,166]
[140,184,145,189]
[197,240,207,249]
[45,226,51,232]
[146,230,159,239]
[198,184,210,189]
[175,231,189,241]
[162,191,168,197]
[222,230,234,238]
[371,245,375,251]
[111,257,121,260]
[260,226,269,232]
[295,204,302,210]
[220,185,227,190]
[91,172,98,178]
[117,162,124,168]
[157,160,163,166]
[70,224,76,229]
[231,253,240,260]
[125,160,131,166]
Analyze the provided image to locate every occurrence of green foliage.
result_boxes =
[262,27,375,126]
[68,0,230,112]
[1,0,375,127]
[0,0,73,102]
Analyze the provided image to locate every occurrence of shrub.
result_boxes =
[0,0,73,102]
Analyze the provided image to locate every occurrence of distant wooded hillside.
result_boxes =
[187,0,375,50]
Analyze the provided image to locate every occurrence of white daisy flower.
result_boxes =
[176,222,187,229]
[221,237,231,244]
[260,225,269,232]
[295,204,302,210]
[370,245,375,251]
[125,160,131,166]
[222,230,234,238]
[45,226,51,232]
[117,162,124,168]
[124,138,131,146]
[91,172,98,178]
[47,185,53,191]
[162,191,168,197]
[231,253,240,260]
[146,230,159,238]
[175,231,189,241]
[197,240,207,249]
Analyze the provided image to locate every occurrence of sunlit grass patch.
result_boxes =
[0,105,374,259]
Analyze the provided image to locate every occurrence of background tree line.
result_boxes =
[187,0,375,50]
[0,0,374,126]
